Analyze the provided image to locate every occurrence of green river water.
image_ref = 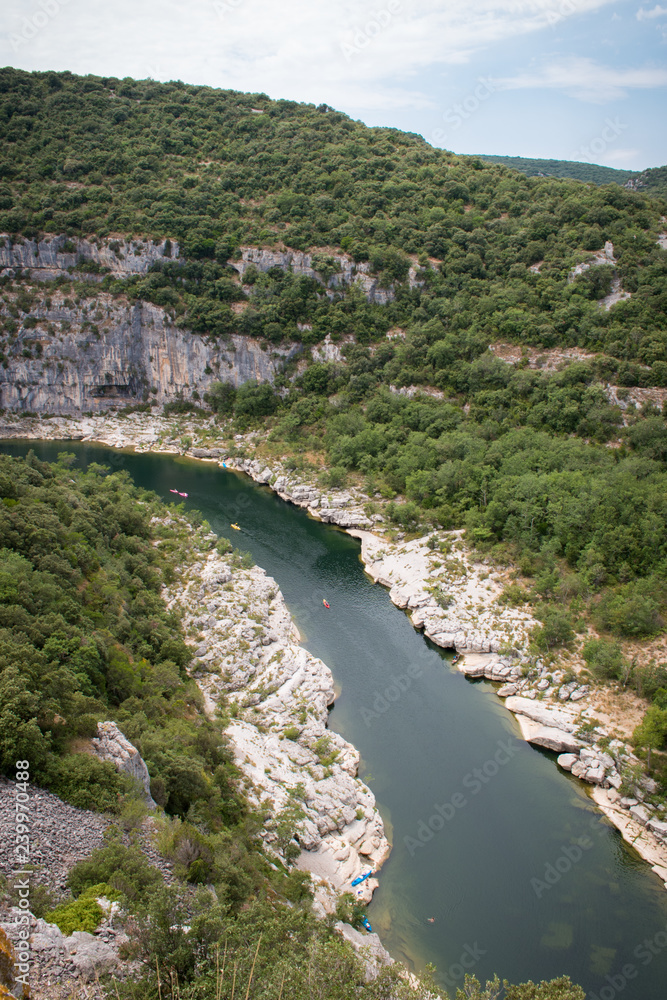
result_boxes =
[4,440,667,999]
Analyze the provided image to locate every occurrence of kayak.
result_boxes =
[169,489,179,493]
[323,599,330,609]
[179,492,188,497]
[361,917,373,933]
[231,523,241,530]
[351,870,373,886]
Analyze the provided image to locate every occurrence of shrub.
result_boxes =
[386,500,421,529]
[324,465,347,489]
[593,581,664,637]
[653,687,667,709]
[334,891,367,930]
[582,638,628,681]
[45,891,105,935]
[632,705,667,766]
[531,609,574,651]
[497,583,530,607]
[216,536,232,555]
[634,661,667,700]
[431,585,454,609]
[163,400,202,416]
[44,754,132,812]
[67,835,163,905]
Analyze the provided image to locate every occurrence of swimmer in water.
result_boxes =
[427,917,435,924]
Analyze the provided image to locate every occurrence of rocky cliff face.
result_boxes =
[0,233,424,416]
[91,721,156,808]
[233,246,421,305]
[0,233,179,281]
[0,283,298,415]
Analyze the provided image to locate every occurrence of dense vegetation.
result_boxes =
[1,67,666,382]
[0,450,244,821]
[475,155,636,186]
[3,70,667,392]
[214,362,667,719]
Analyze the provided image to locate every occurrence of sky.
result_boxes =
[1,0,666,170]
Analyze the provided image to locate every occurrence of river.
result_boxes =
[5,440,667,998]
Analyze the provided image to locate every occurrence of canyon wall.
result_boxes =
[0,235,300,414]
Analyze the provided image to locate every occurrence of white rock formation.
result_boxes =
[567,241,631,310]
[351,529,536,654]
[91,721,157,808]
[29,917,124,981]
[231,245,422,305]
[0,233,178,280]
[311,333,345,363]
[160,532,390,910]
[335,921,393,981]
[504,696,578,733]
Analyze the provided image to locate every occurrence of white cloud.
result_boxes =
[603,147,640,163]
[636,4,667,19]
[496,56,667,102]
[0,0,621,114]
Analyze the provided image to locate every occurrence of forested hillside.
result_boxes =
[2,66,665,376]
[629,165,667,199]
[474,155,637,186]
[1,66,666,611]
[0,451,238,816]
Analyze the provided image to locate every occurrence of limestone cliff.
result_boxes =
[0,233,178,281]
[233,246,422,304]
[0,270,299,414]
[0,233,425,416]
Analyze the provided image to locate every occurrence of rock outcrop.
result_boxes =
[350,528,536,654]
[567,240,631,310]
[91,722,156,807]
[335,921,393,981]
[232,246,422,305]
[0,233,178,281]
[28,918,123,982]
[230,456,375,530]
[0,233,425,417]
[160,523,390,911]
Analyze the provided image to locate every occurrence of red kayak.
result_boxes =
[323,600,330,609]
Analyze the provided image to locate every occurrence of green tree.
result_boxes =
[632,705,667,770]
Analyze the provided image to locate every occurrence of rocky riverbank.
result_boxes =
[3,410,667,894]
[157,510,391,916]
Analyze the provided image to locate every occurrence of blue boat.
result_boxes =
[361,916,373,933]
[351,870,373,887]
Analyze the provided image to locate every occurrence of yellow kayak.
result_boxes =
[231,523,241,530]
